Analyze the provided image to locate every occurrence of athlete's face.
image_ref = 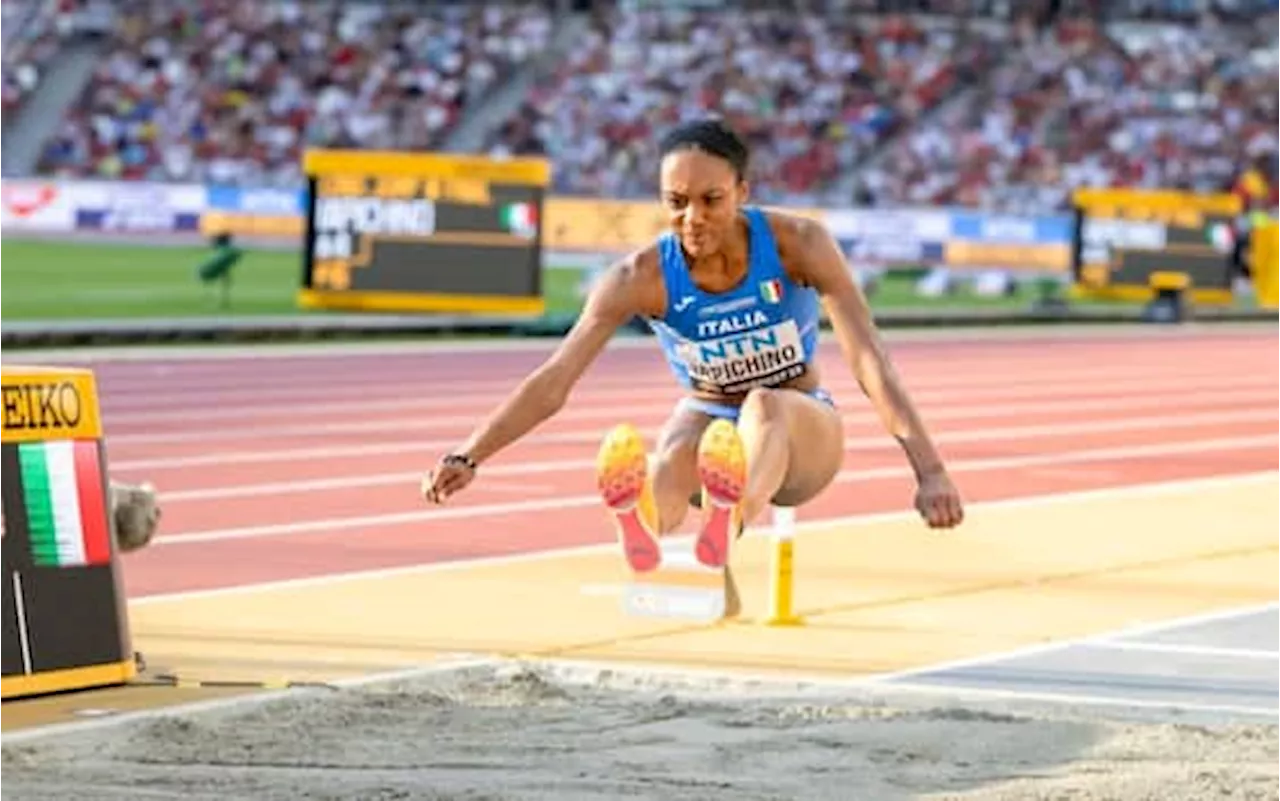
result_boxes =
[659,148,748,259]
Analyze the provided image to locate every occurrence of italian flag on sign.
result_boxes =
[501,202,538,238]
[17,440,112,568]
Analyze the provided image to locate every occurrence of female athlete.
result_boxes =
[422,118,963,574]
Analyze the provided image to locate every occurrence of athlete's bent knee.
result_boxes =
[739,387,783,424]
[655,434,698,474]
[652,435,701,522]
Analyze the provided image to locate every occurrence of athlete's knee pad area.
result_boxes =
[651,426,704,481]
[654,437,699,467]
[738,387,782,421]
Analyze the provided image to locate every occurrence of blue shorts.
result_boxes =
[677,387,836,423]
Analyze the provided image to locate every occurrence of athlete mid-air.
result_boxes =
[422,118,964,573]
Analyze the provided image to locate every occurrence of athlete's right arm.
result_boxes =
[445,250,660,468]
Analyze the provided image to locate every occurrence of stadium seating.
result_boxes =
[2,0,80,114]
[483,8,1010,206]
[34,0,552,183]
[855,11,1278,212]
[20,0,1278,209]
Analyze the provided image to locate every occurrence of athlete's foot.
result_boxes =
[695,419,746,569]
[596,423,662,573]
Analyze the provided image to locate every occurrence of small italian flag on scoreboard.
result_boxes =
[500,202,538,239]
[16,440,112,568]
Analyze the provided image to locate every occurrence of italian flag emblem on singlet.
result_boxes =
[760,279,783,304]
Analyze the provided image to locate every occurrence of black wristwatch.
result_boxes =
[443,453,477,471]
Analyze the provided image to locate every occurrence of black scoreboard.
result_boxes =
[297,149,552,316]
[1071,187,1241,306]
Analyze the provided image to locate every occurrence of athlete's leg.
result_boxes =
[652,401,746,617]
[597,401,722,570]
[650,402,716,534]
[694,388,843,568]
[737,388,843,525]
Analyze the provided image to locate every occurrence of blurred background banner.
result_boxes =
[0,177,1078,272]
[202,184,307,238]
[824,207,1075,272]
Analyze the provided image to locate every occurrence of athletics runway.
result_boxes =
[2,324,1277,801]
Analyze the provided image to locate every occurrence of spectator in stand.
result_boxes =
[483,7,1007,207]
[22,0,1277,216]
[2,0,84,115]
[35,0,551,185]
[857,7,1278,213]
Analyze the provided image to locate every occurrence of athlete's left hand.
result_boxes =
[914,469,964,529]
[421,453,477,505]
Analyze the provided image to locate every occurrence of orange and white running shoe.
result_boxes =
[596,423,662,573]
[695,418,746,570]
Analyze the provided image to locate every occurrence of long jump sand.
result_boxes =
[2,661,1275,801]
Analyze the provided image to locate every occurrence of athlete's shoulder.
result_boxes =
[590,242,665,320]
[757,208,829,287]
[759,208,827,252]
[619,241,664,289]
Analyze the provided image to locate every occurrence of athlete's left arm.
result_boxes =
[788,216,964,528]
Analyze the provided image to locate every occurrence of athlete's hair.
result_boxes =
[658,118,750,181]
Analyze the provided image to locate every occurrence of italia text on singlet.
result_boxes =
[674,308,808,395]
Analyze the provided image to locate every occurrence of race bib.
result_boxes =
[678,320,808,395]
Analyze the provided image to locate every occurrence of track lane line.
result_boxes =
[130,472,1278,603]
[106,382,1278,465]
[153,408,1278,503]
[148,435,1278,546]
[99,365,1276,431]
[94,353,1274,412]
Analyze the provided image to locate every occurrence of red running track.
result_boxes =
[81,328,1277,599]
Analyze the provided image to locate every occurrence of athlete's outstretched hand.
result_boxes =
[914,469,964,529]
[421,453,477,505]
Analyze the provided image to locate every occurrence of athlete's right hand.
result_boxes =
[421,453,477,504]
[914,468,964,529]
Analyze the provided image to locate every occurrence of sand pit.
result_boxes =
[3,663,1276,801]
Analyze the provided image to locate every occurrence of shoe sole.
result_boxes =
[596,423,662,573]
[695,419,746,570]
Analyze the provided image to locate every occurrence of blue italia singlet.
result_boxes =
[649,206,823,398]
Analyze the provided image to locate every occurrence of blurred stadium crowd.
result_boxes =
[4,0,1277,214]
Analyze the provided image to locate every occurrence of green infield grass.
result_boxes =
[3,238,1052,322]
